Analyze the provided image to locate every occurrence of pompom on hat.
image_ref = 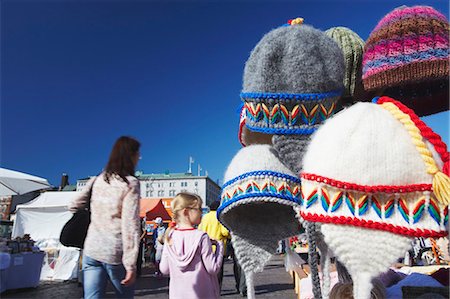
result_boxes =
[362,5,450,116]
[238,18,345,146]
[299,96,449,299]
[218,144,301,299]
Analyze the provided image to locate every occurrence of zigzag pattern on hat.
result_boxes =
[219,170,301,215]
[299,183,448,236]
[243,95,339,135]
[244,102,336,126]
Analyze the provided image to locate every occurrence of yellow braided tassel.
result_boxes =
[433,171,450,205]
[381,102,450,205]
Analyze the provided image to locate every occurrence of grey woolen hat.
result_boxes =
[241,23,345,136]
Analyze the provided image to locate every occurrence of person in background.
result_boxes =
[159,192,223,299]
[69,136,141,299]
[198,200,229,288]
[136,217,147,277]
[152,217,166,275]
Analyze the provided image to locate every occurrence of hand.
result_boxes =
[211,239,222,247]
[121,270,136,286]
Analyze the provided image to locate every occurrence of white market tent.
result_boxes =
[12,191,81,281]
[0,167,51,196]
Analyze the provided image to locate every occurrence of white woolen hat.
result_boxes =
[218,144,302,299]
[299,96,449,299]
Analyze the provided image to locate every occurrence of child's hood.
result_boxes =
[165,229,206,270]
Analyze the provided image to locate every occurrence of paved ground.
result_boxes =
[2,255,296,299]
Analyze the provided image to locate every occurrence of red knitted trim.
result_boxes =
[301,173,432,193]
[301,212,448,238]
[377,96,449,175]
[238,120,246,147]
[238,106,246,147]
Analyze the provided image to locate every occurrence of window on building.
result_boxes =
[158,190,164,197]
[169,190,176,196]
[195,182,198,186]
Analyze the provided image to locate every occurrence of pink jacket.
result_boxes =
[159,228,223,299]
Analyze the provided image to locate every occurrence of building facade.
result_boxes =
[76,172,222,208]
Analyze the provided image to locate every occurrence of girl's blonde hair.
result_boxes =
[164,192,203,244]
[329,279,386,299]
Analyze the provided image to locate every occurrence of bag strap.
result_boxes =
[86,176,98,212]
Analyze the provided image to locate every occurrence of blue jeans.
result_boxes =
[82,254,134,299]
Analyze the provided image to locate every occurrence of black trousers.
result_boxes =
[136,241,144,276]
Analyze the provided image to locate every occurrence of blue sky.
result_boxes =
[1,0,448,186]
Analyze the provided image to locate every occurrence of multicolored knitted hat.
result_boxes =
[362,6,450,116]
[325,27,367,105]
[218,144,302,298]
[299,96,449,299]
[241,18,345,137]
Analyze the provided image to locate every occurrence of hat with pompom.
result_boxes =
[299,96,449,299]
[218,144,301,298]
[239,18,345,143]
[362,5,450,116]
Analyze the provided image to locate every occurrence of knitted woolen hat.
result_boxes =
[300,96,449,299]
[218,144,301,299]
[241,18,345,138]
[362,6,450,116]
[325,27,367,105]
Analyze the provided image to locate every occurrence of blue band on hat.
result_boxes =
[217,192,300,218]
[222,170,301,189]
[246,124,316,135]
[240,90,342,101]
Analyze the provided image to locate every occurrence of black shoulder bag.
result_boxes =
[60,177,97,248]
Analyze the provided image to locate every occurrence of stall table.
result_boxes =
[0,251,45,292]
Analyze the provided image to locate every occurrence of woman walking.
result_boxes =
[70,136,142,299]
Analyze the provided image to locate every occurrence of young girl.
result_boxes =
[159,192,223,299]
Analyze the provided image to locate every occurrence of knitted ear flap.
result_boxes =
[272,135,311,175]
[272,134,326,299]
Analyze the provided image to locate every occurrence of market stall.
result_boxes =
[286,235,450,299]
[140,198,172,235]
[0,236,44,293]
[12,191,81,281]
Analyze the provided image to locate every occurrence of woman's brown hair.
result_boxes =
[104,136,140,184]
